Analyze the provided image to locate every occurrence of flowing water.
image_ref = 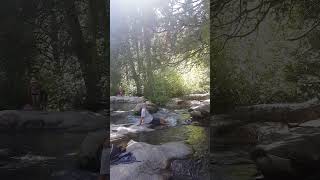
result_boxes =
[110,108,210,179]
[0,131,96,180]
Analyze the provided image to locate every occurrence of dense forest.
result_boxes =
[210,0,320,113]
[110,0,209,105]
[0,0,108,110]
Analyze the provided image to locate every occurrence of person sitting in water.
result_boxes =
[139,102,169,126]
[149,117,169,126]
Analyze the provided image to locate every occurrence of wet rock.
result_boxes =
[110,140,192,180]
[0,110,106,132]
[78,130,107,172]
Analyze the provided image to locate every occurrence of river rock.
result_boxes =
[0,110,106,132]
[251,132,320,179]
[231,98,320,123]
[78,130,107,172]
[134,102,158,114]
[110,96,144,111]
[299,119,320,128]
[189,101,210,121]
[110,140,192,180]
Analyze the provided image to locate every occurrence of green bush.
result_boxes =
[145,69,186,105]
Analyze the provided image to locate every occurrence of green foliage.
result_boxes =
[285,58,320,100]
[145,69,186,105]
[110,0,209,101]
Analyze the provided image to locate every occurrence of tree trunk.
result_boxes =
[143,26,154,96]
[99,0,109,99]
[126,42,142,96]
[63,0,101,109]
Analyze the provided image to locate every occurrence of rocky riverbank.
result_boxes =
[211,99,320,180]
[0,110,106,132]
[108,95,210,180]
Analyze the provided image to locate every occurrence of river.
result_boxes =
[0,131,96,180]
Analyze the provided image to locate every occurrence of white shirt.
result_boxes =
[141,107,153,123]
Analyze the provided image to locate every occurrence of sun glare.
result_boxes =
[111,0,157,12]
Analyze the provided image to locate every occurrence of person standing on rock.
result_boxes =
[29,77,41,109]
[118,84,124,96]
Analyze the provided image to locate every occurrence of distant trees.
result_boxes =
[110,0,209,103]
[210,0,320,113]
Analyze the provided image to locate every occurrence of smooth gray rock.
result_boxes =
[0,110,106,132]
[78,130,107,171]
[299,119,320,128]
[110,140,192,180]
[110,96,144,111]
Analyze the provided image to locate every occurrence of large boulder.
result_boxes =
[77,130,107,172]
[110,140,192,180]
[0,110,106,132]
[189,100,210,121]
[231,98,320,123]
[251,132,320,179]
